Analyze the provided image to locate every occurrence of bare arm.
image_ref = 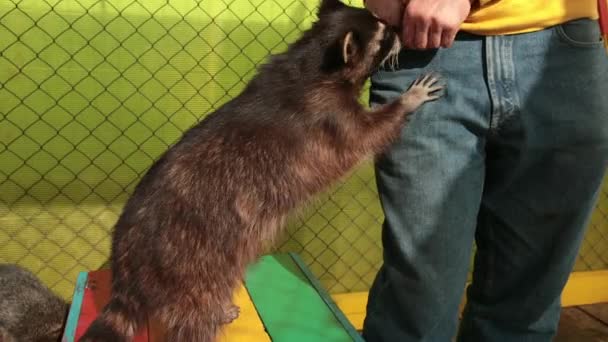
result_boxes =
[363,0,404,29]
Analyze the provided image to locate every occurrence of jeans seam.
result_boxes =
[483,213,495,298]
[485,36,500,134]
[501,36,520,124]
[487,35,520,134]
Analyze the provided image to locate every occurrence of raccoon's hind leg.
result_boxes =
[221,303,240,324]
[162,309,221,342]
[0,325,17,342]
[157,293,230,342]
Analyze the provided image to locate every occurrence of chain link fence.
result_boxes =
[1,0,608,300]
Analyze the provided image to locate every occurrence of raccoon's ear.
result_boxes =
[341,31,357,64]
[318,0,345,16]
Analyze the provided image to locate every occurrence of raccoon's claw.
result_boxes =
[428,87,444,95]
[414,72,440,87]
[400,73,445,112]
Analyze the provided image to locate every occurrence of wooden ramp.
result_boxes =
[62,253,363,342]
[556,304,608,342]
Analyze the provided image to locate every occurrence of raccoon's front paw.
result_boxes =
[399,73,444,113]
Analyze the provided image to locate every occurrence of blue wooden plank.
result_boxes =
[62,271,88,342]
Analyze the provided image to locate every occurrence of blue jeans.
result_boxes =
[362,19,608,342]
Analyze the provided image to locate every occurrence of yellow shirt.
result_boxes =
[461,0,599,35]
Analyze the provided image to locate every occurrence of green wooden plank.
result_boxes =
[245,253,358,342]
[62,272,87,342]
[289,253,364,342]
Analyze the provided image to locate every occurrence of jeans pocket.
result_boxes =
[556,18,604,48]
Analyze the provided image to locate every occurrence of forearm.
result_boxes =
[364,0,483,27]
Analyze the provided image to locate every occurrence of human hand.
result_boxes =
[363,0,404,29]
[401,0,472,49]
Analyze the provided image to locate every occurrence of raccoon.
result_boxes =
[0,264,69,342]
[79,0,443,341]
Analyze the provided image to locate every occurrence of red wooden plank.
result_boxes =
[74,269,149,341]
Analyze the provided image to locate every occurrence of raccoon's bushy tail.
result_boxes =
[78,296,144,342]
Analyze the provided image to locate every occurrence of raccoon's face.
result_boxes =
[316,0,401,82]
